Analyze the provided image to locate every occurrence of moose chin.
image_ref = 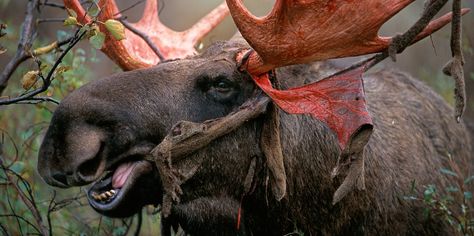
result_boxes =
[38,0,472,235]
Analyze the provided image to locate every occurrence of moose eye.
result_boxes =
[213,80,232,93]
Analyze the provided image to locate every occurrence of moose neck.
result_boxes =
[231,62,349,234]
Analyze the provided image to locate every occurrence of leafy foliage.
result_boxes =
[404,156,474,235]
[0,2,159,235]
[1,0,473,235]
[104,19,126,40]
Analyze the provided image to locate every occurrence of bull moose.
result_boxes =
[37,0,472,235]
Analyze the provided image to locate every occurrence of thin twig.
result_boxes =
[387,0,448,61]
[0,166,48,235]
[15,96,60,105]
[0,0,40,95]
[330,0,450,78]
[134,211,143,236]
[159,0,165,15]
[46,191,56,236]
[442,0,465,122]
[38,18,66,24]
[0,29,86,106]
[0,128,19,169]
[0,222,9,236]
[118,17,165,61]
[41,1,66,9]
[0,214,41,234]
[4,184,24,235]
[113,0,146,16]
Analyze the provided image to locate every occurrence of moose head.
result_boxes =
[38,0,471,234]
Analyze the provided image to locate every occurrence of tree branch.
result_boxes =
[118,17,165,61]
[0,29,86,106]
[0,0,73,98]
[0,166,49,235]
[0,0,39,95]
[38,18,66,24]
[41,1,66,9]
[113,0,146,17]
[443,0,465,122]
[0,0,40,95]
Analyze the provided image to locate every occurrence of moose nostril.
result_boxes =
[77,155,104,182]
[52,173,68,186]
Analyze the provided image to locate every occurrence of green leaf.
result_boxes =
[403,196,417,201]
[446,186,459,192]
[464,175,474,184]
[112,226,127,236]
[440,168,458,177]
[89,31,105,49]
[104,19,125,40]
[10,161,25,175]
[64,16,78,26]
[423,207,431,220]
[410,179,416,193]
[56,30,69,41]
[424,185,436,201]
[465,176,474,184]
[88,4,100,17]
[66,8,77,18]
[464,191,472,200]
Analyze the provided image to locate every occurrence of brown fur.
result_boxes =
[38,38,473,235]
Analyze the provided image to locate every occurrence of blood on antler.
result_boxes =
[227,0,469,75]
[226,0,470,150]
[226,0,469,203]
[64,0,229,70]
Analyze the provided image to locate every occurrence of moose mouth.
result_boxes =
[86,159,162,217]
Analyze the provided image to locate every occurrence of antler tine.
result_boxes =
[413,8,470,42]
[97,0,151,69]
[63,0,230,71]
[136,0,160,27]
[227,0,468,75]
[184,2,230,46]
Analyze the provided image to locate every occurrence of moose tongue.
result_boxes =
[112,162,137,189]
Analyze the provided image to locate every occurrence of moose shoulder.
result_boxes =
[38,39,472,235]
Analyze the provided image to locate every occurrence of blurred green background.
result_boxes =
[0,0,473,235]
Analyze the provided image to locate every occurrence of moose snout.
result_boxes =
[38,126,106,188]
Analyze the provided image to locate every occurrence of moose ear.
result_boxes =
[260,103,287,200]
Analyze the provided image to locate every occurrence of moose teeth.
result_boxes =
[91,189,117,202]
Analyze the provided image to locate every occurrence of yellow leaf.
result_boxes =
[104,19,125,40]
[66,8,77,18]
[85,23,100,39]
[33,41,58,56]
[64,16,78,26]
[55,66,71,74]
[22,71,39,90]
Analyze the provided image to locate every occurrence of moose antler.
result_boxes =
[64,0,229,70]
[227,0,469,75]
[226,0,469,204]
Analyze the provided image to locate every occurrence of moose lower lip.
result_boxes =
[86,160,154,213]
[87,173,120,205]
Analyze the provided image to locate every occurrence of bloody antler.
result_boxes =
[226,0,470,203]
[227,0,469,75]
[64,0,229,70]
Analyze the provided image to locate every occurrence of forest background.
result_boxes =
[1,0,473,235]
